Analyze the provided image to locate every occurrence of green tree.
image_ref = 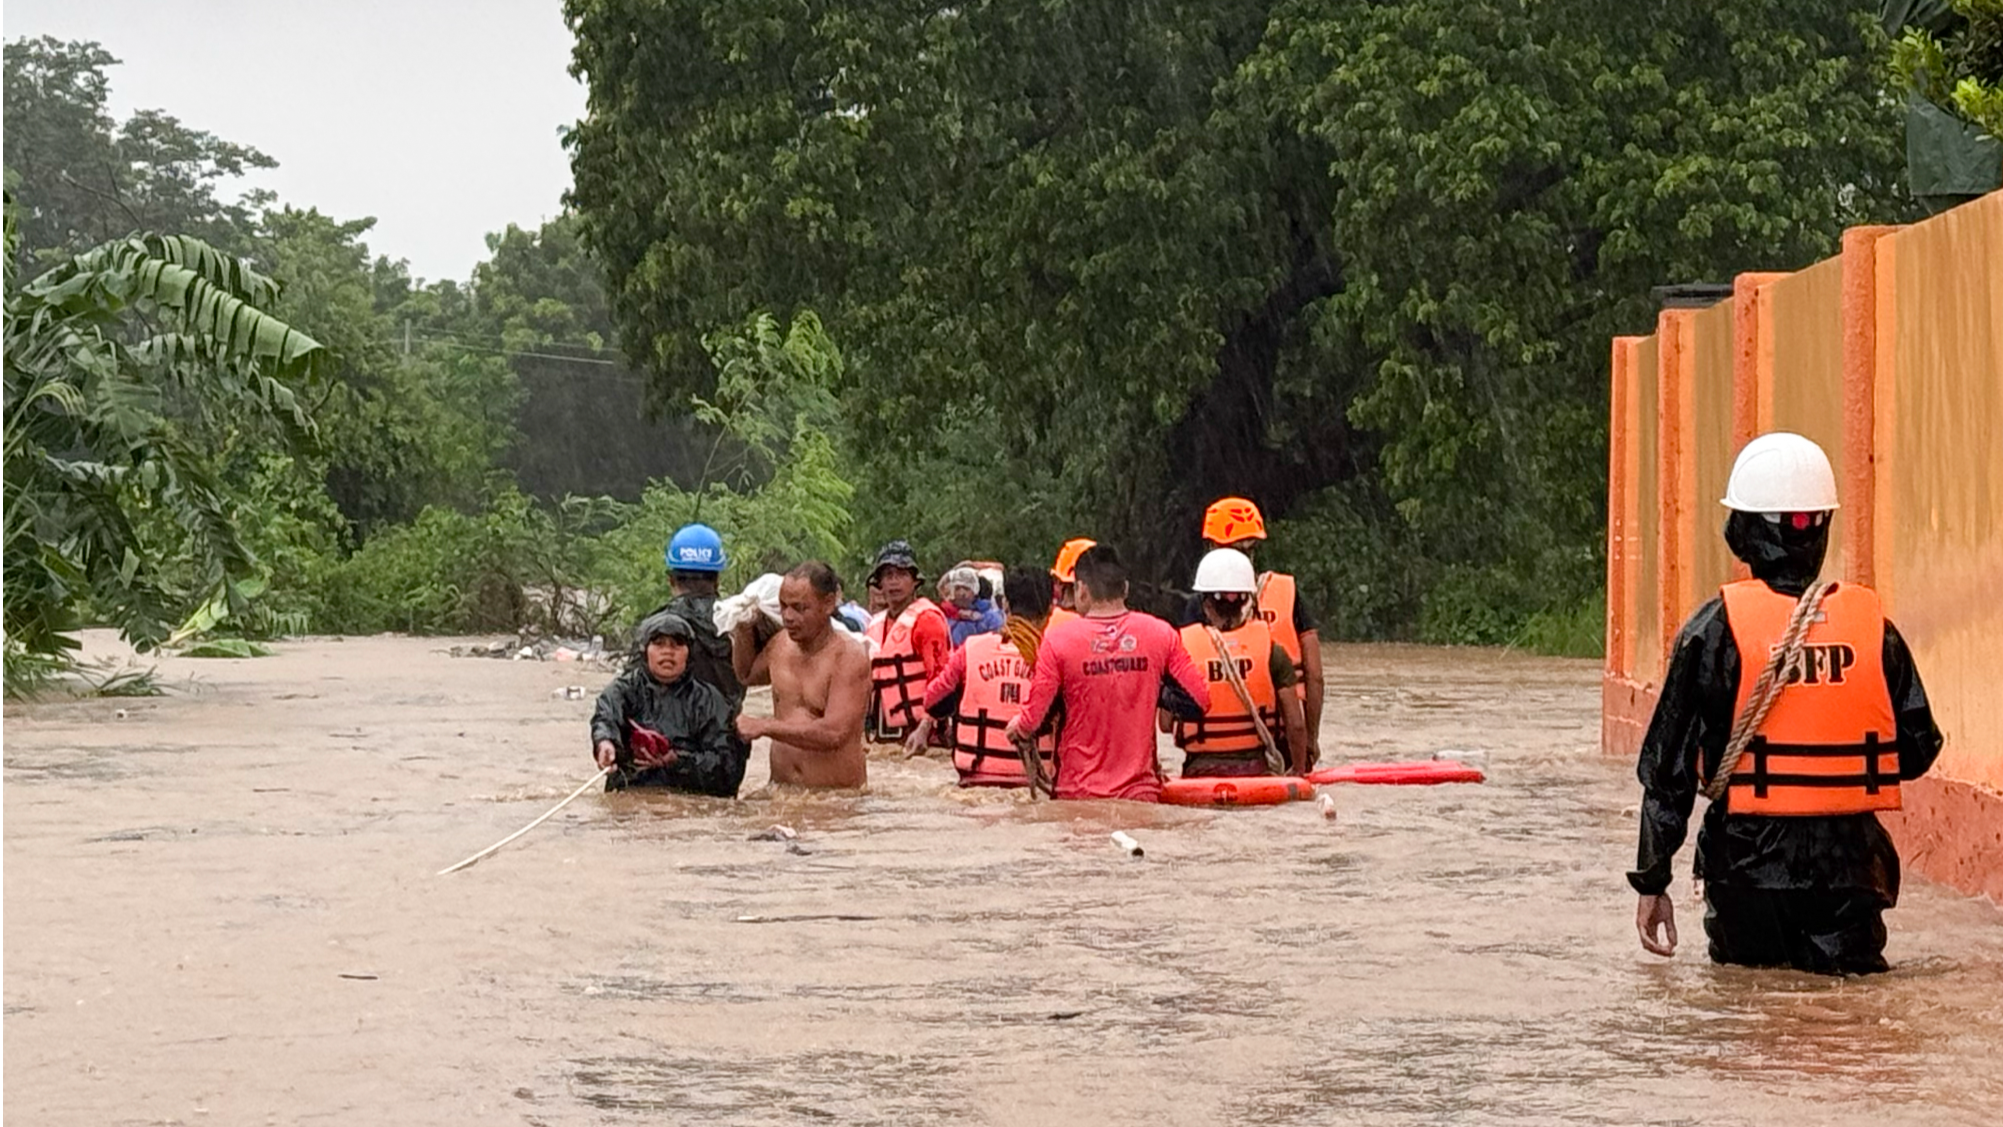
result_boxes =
[4,37,276,261]
[256,207,522,536]
[473,212,617,351]
[564,0,1911,639]
[3,219,322,689]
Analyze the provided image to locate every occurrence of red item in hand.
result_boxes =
[628,723,677,767]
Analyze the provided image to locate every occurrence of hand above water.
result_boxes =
[1636,893,1677,957]
[594,739,619,770]
[737,714,768,741]
[903,717,934,757]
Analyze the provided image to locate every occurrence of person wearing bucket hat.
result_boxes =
[864,540,951,743]
[589,610,747,797]
[1628,433,1941,974]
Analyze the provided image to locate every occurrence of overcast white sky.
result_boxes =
[4,0,588,282]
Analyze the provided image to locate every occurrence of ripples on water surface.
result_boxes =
[4,637,1998,1124]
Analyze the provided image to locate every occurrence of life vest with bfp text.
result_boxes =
[867,597,945,739]
[1173,620,1282,769]
[951,632,1052,787]
[1714,580,1900,817]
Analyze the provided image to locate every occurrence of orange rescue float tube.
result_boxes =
[1308,760,1485,786]
[1160,776,1318,807]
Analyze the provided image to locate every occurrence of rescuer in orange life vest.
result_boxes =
[906,567,1058,787]
[1167,548,1311,778]
[863,540,952,744]
[1046,537,1096,630]
[1180,498,1325,766]
[1630,433,1941,975]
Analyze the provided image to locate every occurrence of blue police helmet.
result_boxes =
[664,523,727,573]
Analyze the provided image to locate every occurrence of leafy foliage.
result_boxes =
[564,0,1912,647]
[3,217,323,687]
[3,37,276,261]
[310,309,855,636]
[1891,0,2003,135]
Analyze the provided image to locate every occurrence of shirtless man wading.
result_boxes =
[731,561,870,788]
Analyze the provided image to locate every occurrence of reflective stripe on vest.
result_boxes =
[867,597,943,740]
[1173,620,1281,766]
[1718,580,1901,816]
[951,633,1050,787]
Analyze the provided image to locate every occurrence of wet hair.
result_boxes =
[785,559,841,598]
[1073,545,1129,602]
[1003,567,1051,618]
[976,575,994,602]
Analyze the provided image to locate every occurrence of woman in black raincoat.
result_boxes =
[590,611,748,797]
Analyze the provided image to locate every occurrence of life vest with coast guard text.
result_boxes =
[951,632,1052,787]
[1715,580,1901,817]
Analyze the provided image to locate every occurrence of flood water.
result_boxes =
[6,633,2000,1125]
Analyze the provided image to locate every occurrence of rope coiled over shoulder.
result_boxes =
[1703,579,1836,802]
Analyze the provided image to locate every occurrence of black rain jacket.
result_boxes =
[646,593,746,713]
[1627,512,1942,901]
[590,664,747,797]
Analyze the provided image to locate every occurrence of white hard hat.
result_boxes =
[1192,548,1258,594]
[1721,432,1839,512]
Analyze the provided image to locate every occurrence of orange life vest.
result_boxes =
[1255,572,1309,704]
[950,632,1052,787]
[1047,605,1079,629]
[867,597,944,740]
[1715,580,1901,817]
[1173,620,1282,770]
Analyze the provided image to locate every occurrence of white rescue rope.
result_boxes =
[437,766,610,875]
[1704,580,1835,802]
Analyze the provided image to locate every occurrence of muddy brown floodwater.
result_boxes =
[5,633,2001,1125]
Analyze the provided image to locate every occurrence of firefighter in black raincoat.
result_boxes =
[1630,433,1942,975]
[590,610,748,797]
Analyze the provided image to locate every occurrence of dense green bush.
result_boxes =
[1263,482,1423,642]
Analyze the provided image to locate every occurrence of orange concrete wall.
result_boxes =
[1874,194,2003,794]
[1604,190,2003,900]
[1690,300,1737,599]
[1761,256,1854,574]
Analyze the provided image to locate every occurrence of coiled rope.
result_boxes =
[1703,580,1835,802]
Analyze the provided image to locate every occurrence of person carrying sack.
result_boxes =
[1628,433,1942,975]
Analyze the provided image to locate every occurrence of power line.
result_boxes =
[369,333,638,371]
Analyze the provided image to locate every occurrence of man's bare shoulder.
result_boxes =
[836,630,869,672]
[817,628,868,672]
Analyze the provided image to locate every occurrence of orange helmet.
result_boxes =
[1201,497,1266,545]
[1050,537,1097,582]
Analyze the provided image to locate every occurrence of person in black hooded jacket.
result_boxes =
[1629,433,1942,975]
[590,611,748,797]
